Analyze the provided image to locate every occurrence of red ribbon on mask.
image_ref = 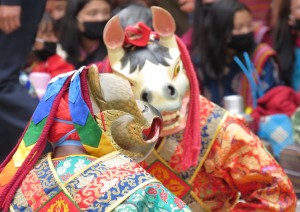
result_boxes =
[124,22,159,47]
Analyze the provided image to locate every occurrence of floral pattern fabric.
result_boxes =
[10,152,191,211]
[142,95,297,211]
[52,155,95,182]
[114,183,190,212]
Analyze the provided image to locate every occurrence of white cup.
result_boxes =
[29,72,51,99]
[223,95,244,114]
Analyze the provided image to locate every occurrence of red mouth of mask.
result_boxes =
[142,117,162,143]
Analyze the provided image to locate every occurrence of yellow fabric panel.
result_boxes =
[0,159,19,187]
[13,139,35,167]
[83,133,116,158]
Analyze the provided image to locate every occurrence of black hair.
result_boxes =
[192,0,234,80]
[231,1,251,17]
[59,0,111,65]
[273,0,294,86]
[192,0,251,80]
[113,3,152,29]
[120,40,171,73]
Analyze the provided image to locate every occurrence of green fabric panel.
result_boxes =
[23,118,47,147]
[74,114,102,148]
[113,182,191,211]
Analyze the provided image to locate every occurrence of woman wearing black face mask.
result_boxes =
[34,39,58,61]
[192,0,281,110]
[59,0,111,68]
[228,2,281,111]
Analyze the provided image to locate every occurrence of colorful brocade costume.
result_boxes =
[10,152,190,212]
[102,6,297,211]
[0,66,191,212]
[141,96,297,211]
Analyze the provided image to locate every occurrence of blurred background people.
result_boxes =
[191,0,281,109]
[181,0,217,52]
[59,0,112,68]
[26,12,74,100]
[0,0,46,162]
[45,0,68,35]
[227,1,281,110]
[273,0,300,91]
[240,0,272,24]
[30,12,74,79]
[153,0,191,36]
[113,2,152,29]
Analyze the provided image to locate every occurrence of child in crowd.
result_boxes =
[23,12,74,99]
[31,12,74,78]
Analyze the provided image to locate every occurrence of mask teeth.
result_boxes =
[162,111,180,121]
[163,121,179,131]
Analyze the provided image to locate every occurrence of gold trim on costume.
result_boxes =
[189,112,229,184]
[47,152,121,201]
[153,149,173,170]
[9,205,16,212]
[52,154,97,161]
[47,153,74,198]
[156,137,167,152]
[190,191,210,212]
[63,151,119,184]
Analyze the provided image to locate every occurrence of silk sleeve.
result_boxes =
[206,114,297,211]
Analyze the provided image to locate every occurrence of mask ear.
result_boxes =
[103,16,125,67]
[151,6,177,48]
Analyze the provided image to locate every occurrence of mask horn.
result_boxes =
[151,6,177,48]
[103,16,125,68]
[87,64,107,114]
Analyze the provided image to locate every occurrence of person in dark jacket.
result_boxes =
[0,0,46,162]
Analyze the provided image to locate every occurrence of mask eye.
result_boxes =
[173,62,181,79]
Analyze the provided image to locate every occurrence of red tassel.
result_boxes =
[176,36,201,171]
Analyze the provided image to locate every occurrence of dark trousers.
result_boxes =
[0,0,46,162]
